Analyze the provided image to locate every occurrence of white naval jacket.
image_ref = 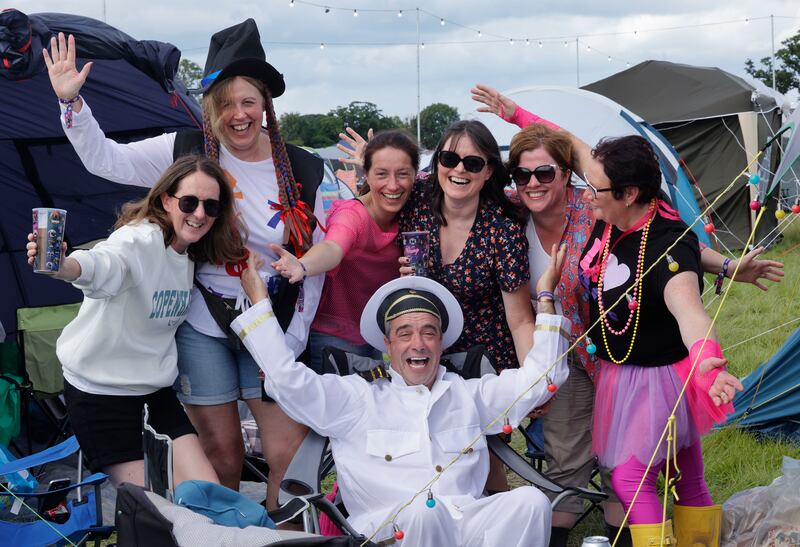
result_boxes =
[232,299,571,536]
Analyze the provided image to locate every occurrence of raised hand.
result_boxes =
[535,243,567,296]
[729,247,784,291]
[470,84,518,121]
[42,33,92,101]
[336,127,372,167]
[269,243,306,284]
[240,250,268,304]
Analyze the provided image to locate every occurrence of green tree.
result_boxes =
[329,101,405,138]
[176,59,203,90]
[279,112,342,148]
[419,103,459,149]
[744,30,800,94]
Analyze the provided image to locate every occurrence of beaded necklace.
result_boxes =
[597,201,655,364]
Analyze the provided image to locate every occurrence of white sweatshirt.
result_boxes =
[59,101,324,357]
[57,222,193,396]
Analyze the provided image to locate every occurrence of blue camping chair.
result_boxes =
[0,436,113,546]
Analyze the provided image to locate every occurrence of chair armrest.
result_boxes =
[487,436,566,494]
[1,473,109,498]
[277,430,328,506]
[306,494,377,545]
[0,436,79,475]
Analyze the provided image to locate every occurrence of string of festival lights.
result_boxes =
[177,2,800,77]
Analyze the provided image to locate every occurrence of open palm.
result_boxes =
[42,33,92,100]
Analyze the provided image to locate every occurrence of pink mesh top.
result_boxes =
[311,199,402,344]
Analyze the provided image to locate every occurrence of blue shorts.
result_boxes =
[174,322,263,404]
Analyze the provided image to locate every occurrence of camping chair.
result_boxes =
[142,403,175,502]
[16,303,81,454]
[0,435,113,546]
[275,345,607,538]
[138,408,355,547]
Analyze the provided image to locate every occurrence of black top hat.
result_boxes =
[199,18,285,97]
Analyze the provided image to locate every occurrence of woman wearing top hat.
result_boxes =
[43,20,324,513]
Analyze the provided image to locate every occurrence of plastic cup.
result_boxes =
[401,231,430,277]
[32,208,67,273]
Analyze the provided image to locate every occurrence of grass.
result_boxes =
[532,218,800,545]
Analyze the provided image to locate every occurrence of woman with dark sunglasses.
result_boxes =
[25,155,241,489]
[474,84,780,546]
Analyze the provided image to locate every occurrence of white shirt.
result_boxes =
[232,298,571,536]
[59,101,324,357]
[58,222,192,395]
[526,216,564,315]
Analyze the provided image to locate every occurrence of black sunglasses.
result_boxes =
[169,194,221,218]
[438,150,487,173]
[511,164,560,186]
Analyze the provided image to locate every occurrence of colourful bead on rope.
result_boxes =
[597,200,655,364]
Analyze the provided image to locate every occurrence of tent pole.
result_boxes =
[416,8,421,145]
[575,36,580,87]
[771,14,776,90]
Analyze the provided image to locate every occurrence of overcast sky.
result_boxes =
[21,0,800,120]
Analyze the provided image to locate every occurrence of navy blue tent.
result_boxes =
[726,327,800,443]
[0,10,201,337]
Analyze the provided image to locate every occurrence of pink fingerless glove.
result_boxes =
[502,105,562,132]
[674,338,734,434]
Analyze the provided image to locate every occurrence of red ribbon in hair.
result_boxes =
[268,200,317,258]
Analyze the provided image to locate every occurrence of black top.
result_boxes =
[579,212,703,366]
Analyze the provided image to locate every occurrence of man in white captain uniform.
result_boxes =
[234,247,570,546]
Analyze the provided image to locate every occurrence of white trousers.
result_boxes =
[393,486,552,547]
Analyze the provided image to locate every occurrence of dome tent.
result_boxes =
[583,60,783,251]
[0,9,202,337]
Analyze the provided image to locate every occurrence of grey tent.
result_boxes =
[584,60,783,250]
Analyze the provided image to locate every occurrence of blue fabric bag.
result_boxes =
[174,480,276,529]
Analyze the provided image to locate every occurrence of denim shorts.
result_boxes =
[308,330,384,373]
[174,322,263,404]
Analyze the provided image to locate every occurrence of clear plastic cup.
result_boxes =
[32,208,67,273]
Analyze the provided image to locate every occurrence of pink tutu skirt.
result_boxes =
[592,359,700,469]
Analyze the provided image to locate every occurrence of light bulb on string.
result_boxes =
[586,44,591,51]
[745,18,749,24]
[440,18,445,26]
[563,40,569,47]
[289,0,294,6]
[538,40,543,47]
[626,62,631,68]
[421,42,425,49]
[607,55,612,62]
[477,30,482,37]
[353,9,358,17]
[525,38,530,46]
[320,43,325,49]
[397,10,403,17]
[634,30,639,38]
[509,38,514,45]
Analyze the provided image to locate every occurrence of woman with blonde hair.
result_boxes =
[44,20,325,513]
